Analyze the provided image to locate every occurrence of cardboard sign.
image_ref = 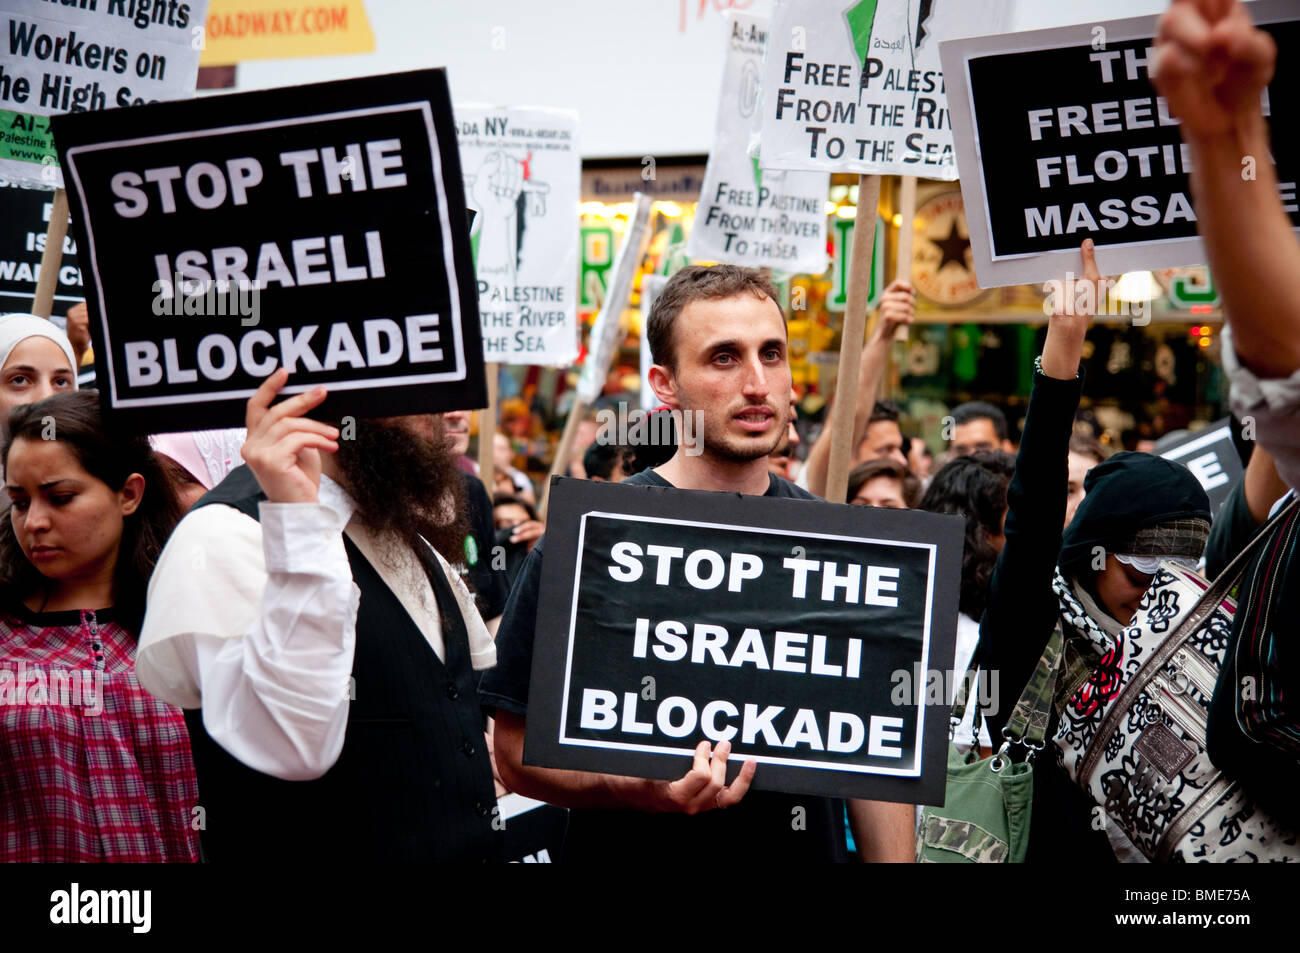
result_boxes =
[941,2,1300,287]
[0,180,81,312]
[0,0,208,188]
[199,0,375,66]
[687,11,829,274]
[524,477,964,803]
[1158,418,1243,519]
[457,106,580,366]
[757,0,1007,177]
[52,70,485,433]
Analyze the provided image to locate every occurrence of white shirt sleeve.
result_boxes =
[1223,326,1300,493]
[137,490,360,782]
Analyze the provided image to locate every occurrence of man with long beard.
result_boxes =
[482,264,915,862]
[136,368,503,862]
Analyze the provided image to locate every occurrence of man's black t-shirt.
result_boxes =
[479,468,850,863]
[460,471,509,620]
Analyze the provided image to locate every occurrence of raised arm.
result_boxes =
[138,371,357,781]
[1154,0,1300,378]
[805,279,915,499]
[979,242,1096,742]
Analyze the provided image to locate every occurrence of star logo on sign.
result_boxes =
[931,221,970,272]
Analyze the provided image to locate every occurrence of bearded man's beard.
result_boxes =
[332,414,469,567]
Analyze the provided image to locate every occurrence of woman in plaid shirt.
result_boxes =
[0,390,198,862]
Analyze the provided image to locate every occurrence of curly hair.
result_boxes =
[0,391,182,630]
[918,450,1015,620]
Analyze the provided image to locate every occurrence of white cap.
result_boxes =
[0,313,78,379]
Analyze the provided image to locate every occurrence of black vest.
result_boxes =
[184,467,503,862]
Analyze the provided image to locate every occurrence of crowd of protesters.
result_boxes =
[1,0,1297,863]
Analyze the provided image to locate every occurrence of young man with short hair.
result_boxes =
[948,401,1015,457]
[481,264,914,862]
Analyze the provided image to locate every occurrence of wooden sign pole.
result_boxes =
[888,175,919,390]
[539,396,588,517]
[31,189,69,319]
[823,173,883,506]
[477,362,499,494]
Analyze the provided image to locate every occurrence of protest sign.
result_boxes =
[687,11,828,274]
[941,1,1300,287]
[199,0,374,66]
[524,477,964,803]
[52,69,485,433]
[1,0,208,188]
[540,193,652,517]
[0,181,81,313]
[757,0,1006,177]
[1158,419,1244,519]
[457,105,580,366]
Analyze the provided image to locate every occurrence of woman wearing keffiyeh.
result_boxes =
[974,241,1211,864]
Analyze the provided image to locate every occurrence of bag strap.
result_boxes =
[1212,492,1299,595]
[950,628,1063,756]
[1004,628,1064,748]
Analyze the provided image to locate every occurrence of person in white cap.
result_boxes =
[0,313,78,418]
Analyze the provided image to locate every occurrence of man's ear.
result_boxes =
[648,364,680,409]
[119,472,146,516]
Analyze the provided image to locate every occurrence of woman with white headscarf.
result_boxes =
[0,313,78,416]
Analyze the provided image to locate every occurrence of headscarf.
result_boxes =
[1059,451,1211,581]
[0,313,77,376]
[149,429,247,490]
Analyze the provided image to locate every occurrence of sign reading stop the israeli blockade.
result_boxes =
[457,105,580,366]
[524,477,964,803]
[941,2,1300,287]
[687,10,828,274]
[0,0,208,188]
[52,69,485,433]
[757,0,1008,178]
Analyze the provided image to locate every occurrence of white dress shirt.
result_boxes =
[136,475,495,782]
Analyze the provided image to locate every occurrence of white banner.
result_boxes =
[758,0,1007,177]
[688,11,828,274]
[0,0,208,187]
[457,105,580,366]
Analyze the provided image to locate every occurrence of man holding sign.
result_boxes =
[482,264,914,862]
[138,370,504,862]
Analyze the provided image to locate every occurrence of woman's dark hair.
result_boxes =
[919,450,1016,620]
[0,391,183,630]
[846,457,922,507]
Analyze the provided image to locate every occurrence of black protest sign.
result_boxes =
[941,2,1300,287]
[1158,419,1243,518]
[524,477,964,804]
[50,70,485,433]
[0,181,80,312]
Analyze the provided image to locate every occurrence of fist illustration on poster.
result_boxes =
[468,151,550,285]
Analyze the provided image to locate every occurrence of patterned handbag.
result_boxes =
[916,635,1061,864]
[1052,505,1300,862]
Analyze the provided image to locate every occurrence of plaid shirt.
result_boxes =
[1,606,198,862]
